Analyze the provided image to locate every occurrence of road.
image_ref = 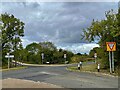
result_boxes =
[2,64,118,88]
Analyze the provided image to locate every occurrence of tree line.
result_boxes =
[17,42,74,64]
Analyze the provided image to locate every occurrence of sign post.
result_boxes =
[109,51,112,73]
[64,54,67,64]
[106,42,116,73]
[94,53,97,64]
[5,53,14,69]
[41,53,44,64]
[112,52,114,72]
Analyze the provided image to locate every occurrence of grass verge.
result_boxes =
[1,66,27,72]
[67,64,118,77]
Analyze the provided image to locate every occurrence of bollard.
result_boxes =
[98,64,100,72]
[80,61,82,69]
[78,63,80,70]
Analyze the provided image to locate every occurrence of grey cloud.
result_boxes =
[21,2,40,9]
[1,2,118,53]
[23,2,117,44]
[55,43,99,54]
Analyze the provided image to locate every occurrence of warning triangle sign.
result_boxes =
[106,42,116,51]
[109,44,114,50]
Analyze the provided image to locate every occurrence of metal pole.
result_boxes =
[8,57,10,69]
[41,53,44,64]
[95,57,96,64]
[109,51,112,73]
[42,59,43,64]
[94,53,97,64]
[112,52,114,72]
[65,58,66,64]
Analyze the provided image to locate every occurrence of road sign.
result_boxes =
[106,42,116,73]
[5,55,14,58]
[41,53,44,64]
[94,53,97,64]
[5,53,14,69]
[106,42,116,51]
[94,53,97,58]
[41,53,44,59]
[64,54,66,59]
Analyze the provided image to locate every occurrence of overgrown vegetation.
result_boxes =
[82,6,120,72]
[71,53,91,63]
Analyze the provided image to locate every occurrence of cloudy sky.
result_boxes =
[1,1,118,54]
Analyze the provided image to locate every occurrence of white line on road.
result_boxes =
[40,71,59,75]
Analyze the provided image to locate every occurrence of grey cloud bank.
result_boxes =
[1,2,118,54]
[55,43,99,54]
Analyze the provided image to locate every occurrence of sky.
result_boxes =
[1,1,118,54]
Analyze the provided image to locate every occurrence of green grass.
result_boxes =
[81,64,97,72]
[67,64,97,72]
[67,64,118,76]
[1,66,27,72]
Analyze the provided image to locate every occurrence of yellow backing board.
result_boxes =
[106,42,116,51]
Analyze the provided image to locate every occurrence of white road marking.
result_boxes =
[40,71,59,75]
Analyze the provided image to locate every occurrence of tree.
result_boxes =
[26,43,41,54]
[76,53,82,56]
[53,50,64,64]
[39,42,57,63]
[83,9,119,45]
[82,7,120,69]
[1,13,25,67]
[24,42,74,64]
[39,42,57,51]
[25,43,42,64]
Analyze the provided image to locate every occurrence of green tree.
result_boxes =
[39,42,57,51]
[82,8,120,69]
[26,42,42,64]
[53,50,64,64]
[65,51,74,63]
[1,13,25,67]
[19,49,28,63]
[39,42,57,63]
[24,42,74,64]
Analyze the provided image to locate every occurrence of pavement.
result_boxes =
[2,65,118,88]
[2,78,62,88]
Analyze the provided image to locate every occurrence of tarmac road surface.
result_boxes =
[2,64,118,88]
